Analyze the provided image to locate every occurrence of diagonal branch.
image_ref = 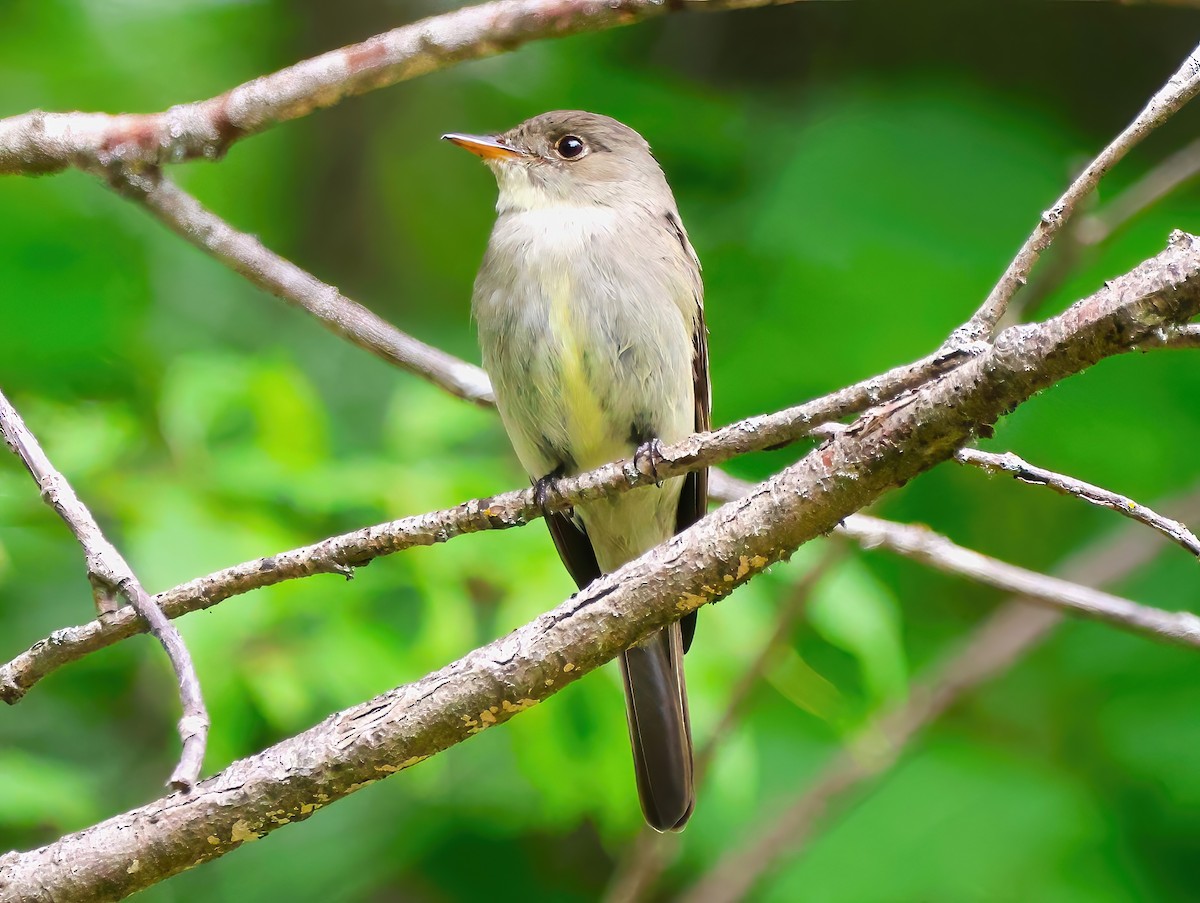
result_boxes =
[677,486,1200,903]
[111,169,495,406]
[2,230,1199,900]
[0,0,799,176]
[1076,135,1200,248]
[944,39,1200,346]
[956,447,1200,559]
[0,390,209,790]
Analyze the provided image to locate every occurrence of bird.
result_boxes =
[444,111,709,832]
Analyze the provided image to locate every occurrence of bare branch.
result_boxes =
[0,0,799,176]
[945,40,1200,346]
[0,390,208,790]
[1077,135,1200,247]
[677,486,1200,903]
[1009,136,1200,327]
[110,169,495,407]
[2,232,1199,900]
[956,447,1200,559]
[839,515,1200,640]
[3,233,1199,702]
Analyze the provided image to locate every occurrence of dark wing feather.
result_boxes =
[545,511,601,591]
[666,212,710,654]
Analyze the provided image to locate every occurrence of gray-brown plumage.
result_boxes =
[445,111,709,832]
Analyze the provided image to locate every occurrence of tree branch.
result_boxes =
[0,390,209,790]
[944,39,1200,346]
[111,169,495,406]
[956,447,1200,559]
[2,230,1199,901]
[677,486,1200,903]
[1076,135,1200,248]
[0,0,799,176]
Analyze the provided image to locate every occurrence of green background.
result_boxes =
[2,1,1200,900]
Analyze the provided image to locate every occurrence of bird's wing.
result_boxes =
[545,509,601,591]
[665,211,709,653]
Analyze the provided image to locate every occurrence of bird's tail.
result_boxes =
[619,621,695,832]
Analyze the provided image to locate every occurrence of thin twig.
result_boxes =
[3,230,1200,703]
[716,471,1200,650]
[677,487,1200,903]
[0,390,208,790]
[1076,135,1200,247]
[1009,137,1200,326]
[945,40,1200,346]
[956,447,1200,560]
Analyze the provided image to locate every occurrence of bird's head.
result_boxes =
[443,110,668,214]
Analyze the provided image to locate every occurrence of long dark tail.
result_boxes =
[619,621,694,832]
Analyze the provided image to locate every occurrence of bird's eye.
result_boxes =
[555,135,586,160]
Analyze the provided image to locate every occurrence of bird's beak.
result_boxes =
[442,133,525,161]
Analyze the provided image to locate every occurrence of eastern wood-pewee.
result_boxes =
[445,111,709,832]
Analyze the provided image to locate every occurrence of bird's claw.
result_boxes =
[634,438,666,488]
[534,471,559,519]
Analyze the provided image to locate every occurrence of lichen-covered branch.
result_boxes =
[2,231,1198,902]
[0,390,208,790]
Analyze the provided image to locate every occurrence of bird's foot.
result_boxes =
[534,466,566,519]
[633,438,666,488]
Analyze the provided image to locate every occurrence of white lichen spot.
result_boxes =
[230,819,261,843]
[127,860,141,874]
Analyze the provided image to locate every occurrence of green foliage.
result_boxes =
[2,2,1200,900]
